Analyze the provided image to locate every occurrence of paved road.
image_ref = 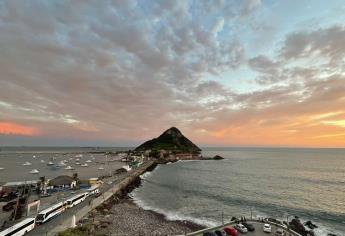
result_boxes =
[26,161,154,236]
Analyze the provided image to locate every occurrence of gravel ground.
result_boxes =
[82,198,205,236]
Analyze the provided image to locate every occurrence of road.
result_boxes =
[26,161,154,236]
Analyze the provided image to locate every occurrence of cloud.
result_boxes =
[0,122,38,136]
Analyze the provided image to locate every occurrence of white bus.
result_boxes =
[86,185,100,196]
[0,217,35,236]
[35,201,66,224]
[65,193,87,208]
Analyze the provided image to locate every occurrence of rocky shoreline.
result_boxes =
[70,163,206,236]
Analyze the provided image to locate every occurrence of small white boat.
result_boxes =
[56,161,67,167]
[81,163,88,167]
[69,158,73,160]
[75,162,81,165]
[0,167,4,171]
[65,166,74,170]
[76,158,80,161]
[40,160,45,163]
[75,154,83,158]
[122,165,132,172]
[98,166,105,170]
[63,159,68,163]
[29,169,39,174]
[47,161,54,166]
[86,160,92,163]
[23,161,32,166]
[33,155,36,158]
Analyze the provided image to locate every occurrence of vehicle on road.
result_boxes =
[275,228,285,236]
[234,223,248,233]
[2,201,17,212]
[203,232,217,236]
[65,193,87,208]
[242,222,255,231]
[263,223,272,233]
[36,201,66,224]
[224,226,238,236]
[0,217,35,236]
[214,230,226,236]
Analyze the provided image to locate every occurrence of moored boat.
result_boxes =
[29,169,39,174]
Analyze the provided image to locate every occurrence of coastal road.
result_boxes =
[26,161,154,236]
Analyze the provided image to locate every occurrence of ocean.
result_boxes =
[131,148,345,236]
[0,147,130,182]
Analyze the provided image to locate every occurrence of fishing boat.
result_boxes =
[122,165,132,172]
[23,161,32,166]
[29,169,39,174]
[65,166,74,170]
[56,161,67,167]
[81,163,88,167]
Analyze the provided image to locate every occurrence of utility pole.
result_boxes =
[221,211,224,226]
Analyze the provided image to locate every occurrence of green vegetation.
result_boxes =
[57,226,106,236]
[135,127,201,154]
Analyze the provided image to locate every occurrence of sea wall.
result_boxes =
[48,161,157,236]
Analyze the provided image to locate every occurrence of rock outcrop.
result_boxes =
[135,127,201,154]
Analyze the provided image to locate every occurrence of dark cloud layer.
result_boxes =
[0,1,344,147]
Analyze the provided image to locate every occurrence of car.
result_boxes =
[275,228,285,236]
[214,230,227,236]
[2,201,17,212]
[235,224,248,233]
[203,232,217,236]
[263,223,272,233]
[224,226,238,236]
[242,222,255,232]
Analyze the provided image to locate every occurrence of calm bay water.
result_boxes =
[0,147,129,182]
[132,148,345,236]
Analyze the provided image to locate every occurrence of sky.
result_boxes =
[1,0,345,147]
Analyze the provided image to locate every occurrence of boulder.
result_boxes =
[213,155,224,160]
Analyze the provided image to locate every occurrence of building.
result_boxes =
[48,176,77,189]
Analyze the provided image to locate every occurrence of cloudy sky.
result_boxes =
[1,0,345,147]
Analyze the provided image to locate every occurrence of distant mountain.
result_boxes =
[135,127,201,154]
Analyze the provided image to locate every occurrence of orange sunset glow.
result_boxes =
[0,1,345,147]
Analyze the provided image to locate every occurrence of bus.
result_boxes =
[86,185,100,196]
[65,193,87,208]
[0,217,35,236]
[35,201,66,224]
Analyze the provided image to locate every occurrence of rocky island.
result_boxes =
[134,127,223,162]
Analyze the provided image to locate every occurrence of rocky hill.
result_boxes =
[135,127,201,154]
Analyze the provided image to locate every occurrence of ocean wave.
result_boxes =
[131,193,219,228]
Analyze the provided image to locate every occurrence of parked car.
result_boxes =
[235,224,248,233]
[214,230,227,236]
[263,223,272,233]
[203,232,217,236]
[275,228,285,236]
[2,201,17,212]
[224,226,238,236]
[242,222,255,232]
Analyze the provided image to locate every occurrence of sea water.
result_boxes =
[132,148,345,235]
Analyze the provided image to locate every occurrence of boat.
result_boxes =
[63,159,68,163]
[29,169,39,174]
[0,167,4,171]
[98,166,105,170]
[75,162,81,165]
[122,165,132,172]
[47,161,54,166]
[40,160,45,163]
[86,160,92,163]
[33,155,36,158]
[75,158,80,161]
[81,163,88,167]
[56,161,67,167]
[23,161,32,166]
[65,166,74,170]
